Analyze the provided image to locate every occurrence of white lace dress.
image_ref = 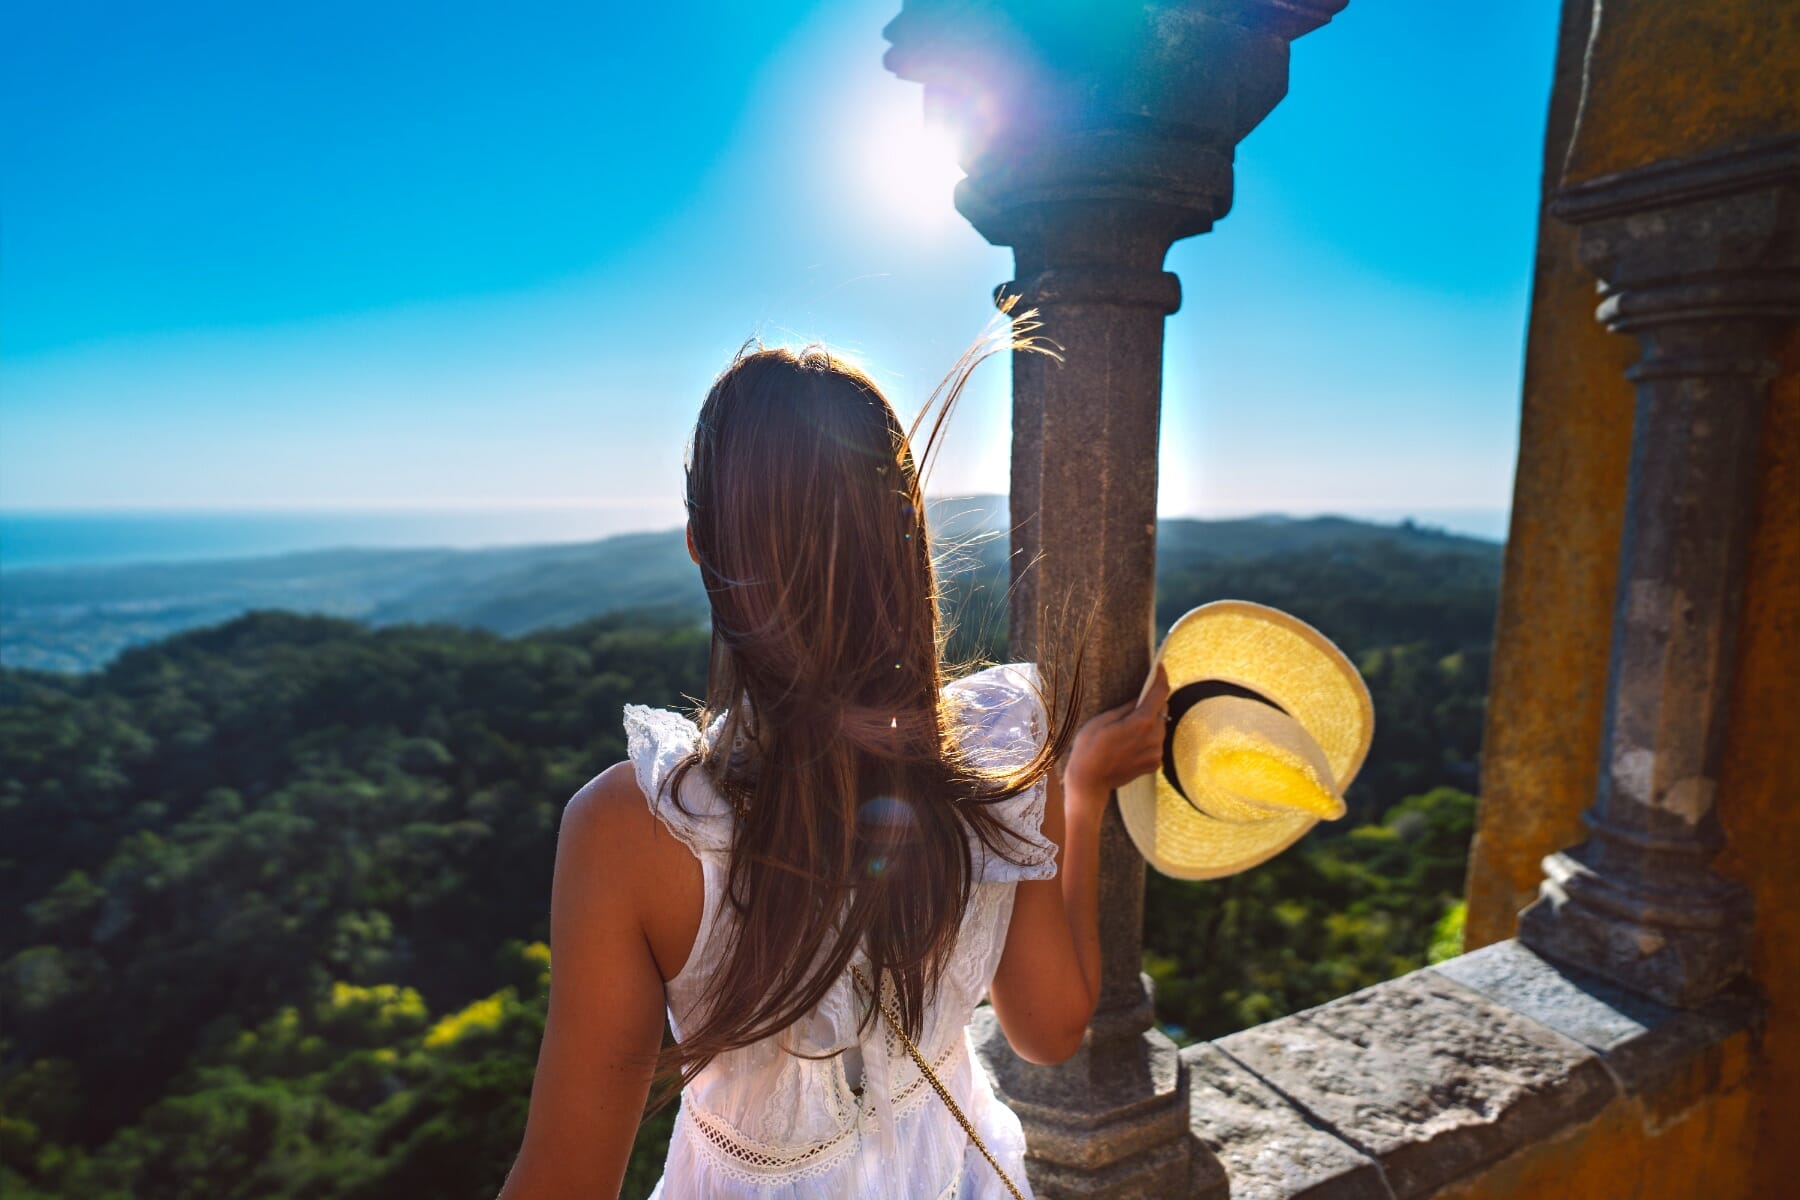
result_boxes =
[623,662,1053,1200]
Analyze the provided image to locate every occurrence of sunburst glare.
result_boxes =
[860,97,966,232]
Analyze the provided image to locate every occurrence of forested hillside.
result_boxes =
[0,528,1495,1199]
[0,499,1495,675]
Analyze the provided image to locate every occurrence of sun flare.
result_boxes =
[862,102,967,230]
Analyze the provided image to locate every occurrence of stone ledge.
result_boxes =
[1179,1042,1388,1200]
[1172,940,1753,1199]
[1430,939,1757,1100]
[1215,967,1615,1198]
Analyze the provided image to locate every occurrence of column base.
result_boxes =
[1517,847,1753,1009]
[970,1003,1221,1199]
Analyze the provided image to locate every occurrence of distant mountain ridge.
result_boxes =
[0,496,1500,674]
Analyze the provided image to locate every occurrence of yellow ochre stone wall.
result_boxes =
[1464,0,1799,1195]
[1561,0,1800,186]
[1462,0,1632,953]
[1716,325,1800,1200]
[1434,1028,1757,1200]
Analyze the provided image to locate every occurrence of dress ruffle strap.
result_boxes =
[625,666,1056,882]
[623,703,736,860]
[944,663,1059,883]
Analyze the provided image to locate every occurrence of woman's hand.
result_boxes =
[1064,662,1169,811]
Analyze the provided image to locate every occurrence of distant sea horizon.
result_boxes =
[0,502,1508,571]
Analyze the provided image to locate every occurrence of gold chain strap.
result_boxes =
[849,964,1026,1200]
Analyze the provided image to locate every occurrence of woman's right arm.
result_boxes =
[986,664,1168,1064]
[498,765,674,1199]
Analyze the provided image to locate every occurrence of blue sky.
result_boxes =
[2,0,1562,536]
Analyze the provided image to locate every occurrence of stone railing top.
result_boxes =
[1178,940,1755,1199]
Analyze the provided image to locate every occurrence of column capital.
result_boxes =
[882,0,1346,254]
[1552,134,1800,337]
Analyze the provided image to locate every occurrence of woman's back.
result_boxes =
[497,343,1166,1200]
[630,662,1053,1200]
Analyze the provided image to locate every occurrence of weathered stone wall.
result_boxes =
[1715,323,1800,1200]
[1465,0,1800,1194]
[1560,1,1800,184]
[1427,1048,1757,1200]
[1462,0,1632,953]
[1467,0,1800,942]
[1451,343,1797,1200]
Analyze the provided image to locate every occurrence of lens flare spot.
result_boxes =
[858,794,917,832]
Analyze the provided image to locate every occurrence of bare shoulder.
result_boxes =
[559,761,691,888]
[563,761,656,847]
[558,761,704,983]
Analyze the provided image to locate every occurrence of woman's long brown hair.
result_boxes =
[651,318,1085,1105]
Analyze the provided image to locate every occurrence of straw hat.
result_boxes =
[1118,600,1374,880]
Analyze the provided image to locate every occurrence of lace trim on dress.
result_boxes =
[681,1098,862,1185]
[678,1033,964,1186]
[888,1026,966,1124]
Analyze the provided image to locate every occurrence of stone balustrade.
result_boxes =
[971,939,1755,1198]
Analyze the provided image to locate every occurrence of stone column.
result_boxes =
[1518,135,1799,1008]
[884,4,1346,1195]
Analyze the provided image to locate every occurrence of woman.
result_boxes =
[499,338,1169,1199]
